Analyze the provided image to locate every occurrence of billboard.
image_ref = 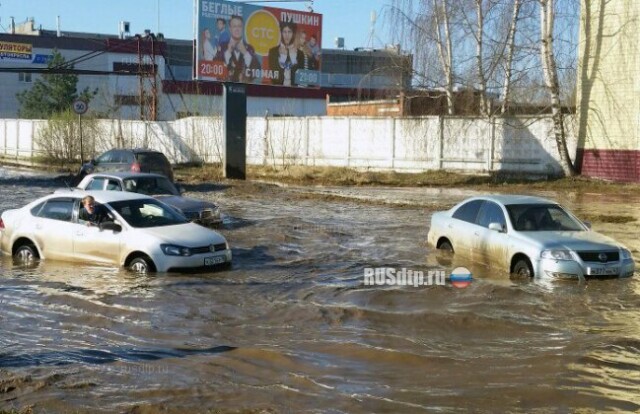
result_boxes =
[0,41,32,62]
[0,41,52,64]
[195,0,322,87]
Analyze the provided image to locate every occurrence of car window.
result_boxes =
[106,179,122,191]
[86,177,107,190]
[124,177,178,195]
[477,201,507,229]
[122,152,136,163]
[108,151,124,163]
[108,199,188,228]
[507,204,585,231]
[549,206,585,231]
[30,201,46,216]
[37,199,74,222]
[96,150,114,163]
[136,152,169,165]
[452,200,484,224]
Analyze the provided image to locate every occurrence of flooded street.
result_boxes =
[1,167,640,413]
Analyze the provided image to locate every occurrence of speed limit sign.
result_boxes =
[72,99,88,115]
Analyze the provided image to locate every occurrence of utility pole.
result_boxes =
[150,34,158,121]
[137,35,145,121]
[136,32,159,121]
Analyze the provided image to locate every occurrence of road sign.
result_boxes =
[72,99,88,115]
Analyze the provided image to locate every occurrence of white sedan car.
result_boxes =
[0,190,232,273]
[427,195,635,279]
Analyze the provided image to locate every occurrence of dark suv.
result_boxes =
[79,149,174,182]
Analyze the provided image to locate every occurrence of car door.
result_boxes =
[31,198,76,261]
[474,201,510,268]
[72,200,122,265]
[449,200,485,258]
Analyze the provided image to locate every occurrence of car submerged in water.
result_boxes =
[427,195,635,279]
[0,190,231,273]
[76,172,222,226]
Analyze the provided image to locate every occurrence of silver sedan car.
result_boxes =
[77,172,221,226]
[427,195,635,279]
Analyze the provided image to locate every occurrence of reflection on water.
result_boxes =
[1,168,640,412]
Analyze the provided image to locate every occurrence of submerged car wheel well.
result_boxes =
[510,254,533,276]
[12,238,40,258]
[124,252,157,272]
[436,237,453,250]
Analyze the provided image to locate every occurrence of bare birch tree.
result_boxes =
[501,0,522,113]
[389,0,457,114]
[474,0,489,115]
[539,0,576,176]
[387,0,578,121]
[433,0,455,114]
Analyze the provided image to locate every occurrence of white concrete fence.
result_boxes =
[0,115,578,175]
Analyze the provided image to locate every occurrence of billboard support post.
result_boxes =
[223,83,247,180]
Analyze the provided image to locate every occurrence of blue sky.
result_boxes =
[0,0,392,50]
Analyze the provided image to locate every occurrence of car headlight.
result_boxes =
[161,244,191,256]
[621,248,633,260]
[541,249,573,260]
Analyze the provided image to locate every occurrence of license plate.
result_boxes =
[204,256,226,266]
[587,266,618,276]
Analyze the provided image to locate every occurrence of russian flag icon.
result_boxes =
[450,267,473,288]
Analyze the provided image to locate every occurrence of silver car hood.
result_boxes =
[155,195,217,212]
[521,230,623,251]
[137,223,226,247]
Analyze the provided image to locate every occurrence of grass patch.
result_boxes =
[579,214,637,224]
[175,164,640,194]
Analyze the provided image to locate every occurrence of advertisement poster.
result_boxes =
[0,41,32,61]
[196,0,322,87]
[0,41,52,64]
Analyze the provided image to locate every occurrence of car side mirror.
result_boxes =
[488,222,504,232]
[583,220,592,229]
[100,221,122,233]
[176,184,185,195]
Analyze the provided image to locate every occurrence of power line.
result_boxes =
[48,35,142,71]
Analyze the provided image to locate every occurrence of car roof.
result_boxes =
[84,172,167,180]
[469,195,557,205]
[52,189,155,203]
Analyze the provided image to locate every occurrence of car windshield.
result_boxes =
[506,203,585,232]
[123,177,178,196]
[108,199,188,228]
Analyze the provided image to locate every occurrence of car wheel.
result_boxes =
[128,256,154,274]
[513,258,534,278]
[13,244,39,265]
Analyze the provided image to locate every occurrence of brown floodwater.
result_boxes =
[1,167,640,413]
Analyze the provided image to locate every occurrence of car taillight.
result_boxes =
[131,162,141,172]
[0,218,4,230]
